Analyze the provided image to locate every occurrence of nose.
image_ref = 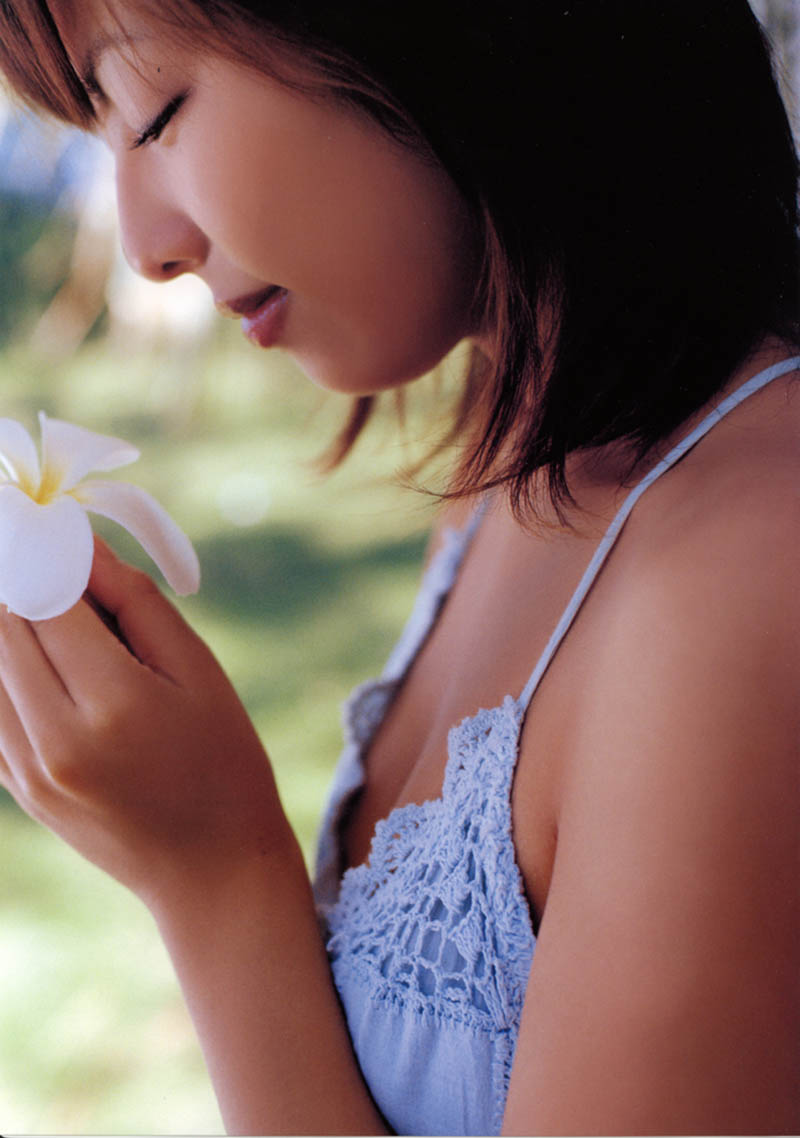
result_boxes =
[115,159,210,283]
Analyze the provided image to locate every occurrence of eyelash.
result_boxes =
[130,92,188,150]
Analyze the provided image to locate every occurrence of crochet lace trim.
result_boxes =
[316,505,535,1132]
[326,695,536,1130]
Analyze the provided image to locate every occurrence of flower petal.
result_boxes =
[40,413,140,494]
[76,479,200,595]
[0,485,93,620]
[0,418,41,493]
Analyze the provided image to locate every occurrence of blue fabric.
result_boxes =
[314,521,530,1136]
[313,356,800,1136]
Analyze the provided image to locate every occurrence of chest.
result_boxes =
[339,503,616,924]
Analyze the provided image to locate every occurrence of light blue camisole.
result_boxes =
[313,357,800,1136]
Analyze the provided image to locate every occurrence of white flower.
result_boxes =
[0,412,200,620]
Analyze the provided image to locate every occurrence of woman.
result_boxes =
[0,1,797,1133]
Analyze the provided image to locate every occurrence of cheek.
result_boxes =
[288,239,478,395]
[291,175,479,393]
[179,87,480,390]
[188,87,463,282]
[182,126,302,280]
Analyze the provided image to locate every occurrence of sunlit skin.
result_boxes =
[57,0,481,395]
[0,2,796,1135]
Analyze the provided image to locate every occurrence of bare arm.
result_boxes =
[0,541,385,1134]
[503,502,800,1135]
[152,836,385,1134]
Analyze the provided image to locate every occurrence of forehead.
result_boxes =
[51,0,165,84]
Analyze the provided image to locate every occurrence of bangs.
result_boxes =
[0,1,93,126]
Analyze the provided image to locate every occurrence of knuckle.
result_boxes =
[13,756,57,805]
[32,721,97,794]
[42,741,88,792]
[83,684,134,734]
[4,762,33,802]
[85,715,120,750]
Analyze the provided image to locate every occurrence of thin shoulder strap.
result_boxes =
[519,355,800,710]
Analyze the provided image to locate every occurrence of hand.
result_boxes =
[0,541,390,1135]
[0,538,289,908]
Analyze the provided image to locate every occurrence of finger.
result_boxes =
[0,673,31,796]
[30,592,140,705]
[85,538,211,683]
[0,609,68,771]
[84,590,132,651]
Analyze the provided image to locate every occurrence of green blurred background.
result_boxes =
[0,108,459,1136]
[0,1,797,1131]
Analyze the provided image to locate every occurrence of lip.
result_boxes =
[216,285,289,349]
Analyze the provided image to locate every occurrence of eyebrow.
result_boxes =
[80,32,140,100]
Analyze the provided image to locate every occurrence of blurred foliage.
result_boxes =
[0,194,76,343]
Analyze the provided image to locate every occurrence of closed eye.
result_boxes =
[130,92,188,150]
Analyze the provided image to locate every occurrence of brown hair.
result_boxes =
[0,0,523,505]
[1,1,798,520]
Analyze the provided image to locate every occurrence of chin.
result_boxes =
[288,356,413,397]
[291,336,470,397]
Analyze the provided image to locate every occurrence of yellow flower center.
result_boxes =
[25,466,63,506]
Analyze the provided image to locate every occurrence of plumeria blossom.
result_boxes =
[0,413,200,621]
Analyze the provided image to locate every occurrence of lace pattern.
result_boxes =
[328,697,534,1020]
[325,697,536,1130]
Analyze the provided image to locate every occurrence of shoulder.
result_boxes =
[504,388,800,1131]
[574,378,800,849]
[564,412,800,890]
[612,374,800,699]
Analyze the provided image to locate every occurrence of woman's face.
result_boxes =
[55,1,481,394]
